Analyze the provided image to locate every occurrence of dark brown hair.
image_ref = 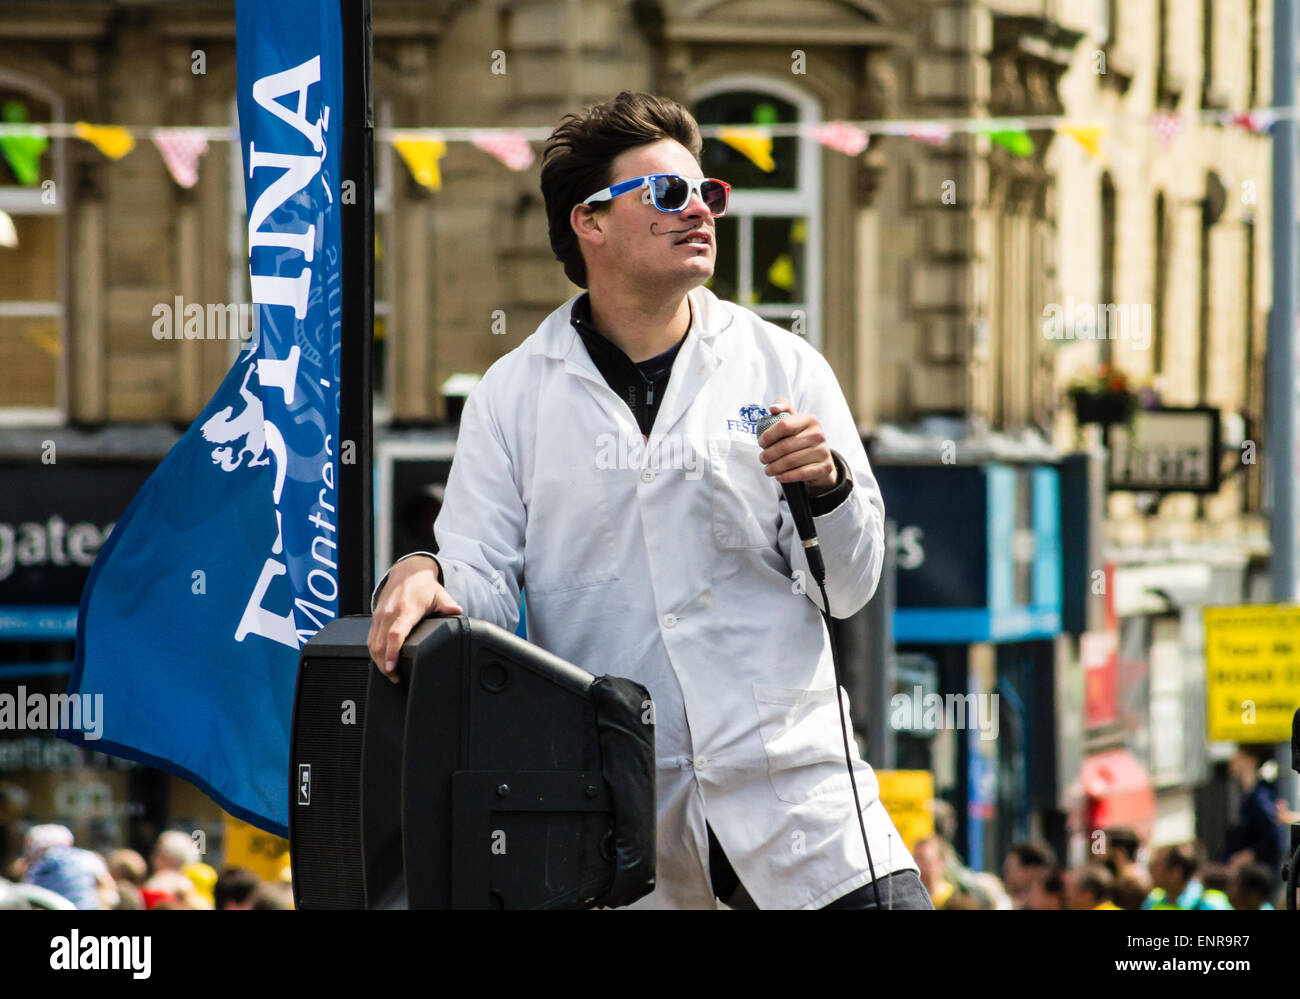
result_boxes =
[540,91,703,288]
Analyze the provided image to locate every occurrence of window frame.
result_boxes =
[0,70,68,425]
[691,75,824,352]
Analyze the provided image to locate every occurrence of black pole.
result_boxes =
[338,0,375,614]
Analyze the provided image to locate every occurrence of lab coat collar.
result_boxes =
[533,285,734,438]
[532,284,734,361]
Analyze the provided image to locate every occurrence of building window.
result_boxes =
[0,76,65,421]
[227,98,395,417]
[692,78,823,351]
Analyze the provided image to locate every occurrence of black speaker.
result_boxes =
[292,613,657,909]
[289,615,393,910]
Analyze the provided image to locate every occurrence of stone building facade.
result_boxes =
[0,0,1275,867]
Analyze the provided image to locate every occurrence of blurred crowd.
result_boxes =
[915,746,1293,911]
[0,823,294,911]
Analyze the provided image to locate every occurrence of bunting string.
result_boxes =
[0,105,1285,190]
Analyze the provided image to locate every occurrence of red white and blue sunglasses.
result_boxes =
[582,173,730,217]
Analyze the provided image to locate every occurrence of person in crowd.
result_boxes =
[150,829,199,874]
[1101,826,1141,876]
[142,868,211,909]
[1145,843,1220,909]
[107,847,147,886]
[1224,744,1284,873]
[1113,865,1152,910]
[1228,860,1277,910]
[913,836,954,908]
[215,866,261,910]
[250,879,294,910]
[1069,863,1120,909]
[1196,862,1234,909]
[1002,840,1057,909]
[930,801,1007,908]
[1025,864,1065,910]
[182,861,218,907]
[21,833,102,910]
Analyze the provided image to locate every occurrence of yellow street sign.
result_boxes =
[1204,604,1300,742]
[875,769,935,852]
[222,812,290,883]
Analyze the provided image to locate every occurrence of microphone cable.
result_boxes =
[815,573,884,910]
[755,410,885,907]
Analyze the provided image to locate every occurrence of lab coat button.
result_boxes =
[693,756,707,771]
[662,613,677,628]
[640,467,655,483]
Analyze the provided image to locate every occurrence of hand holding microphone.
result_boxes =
[755,399,837,585]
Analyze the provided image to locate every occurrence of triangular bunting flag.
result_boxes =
[0,101,49,186]
[1231,111,1275,134]
[905,124,951,146]
[471,130,534,171]
[151,128,209,188]
[391,132,447,190]
[1150,112,1184,149]
[74,122,136,160]
[806,121,869,156]
[717,126,776,172]
[1057,124,1107,163]
[988,129,1034,157]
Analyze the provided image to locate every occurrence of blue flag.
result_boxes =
[64,0,345,835]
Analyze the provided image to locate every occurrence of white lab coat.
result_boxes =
[405,285,917,908]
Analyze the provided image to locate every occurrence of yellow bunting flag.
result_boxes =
[391,132,447,191]
[717,126,775,172]
[73,122,136,160]
[1058,124,1107,164]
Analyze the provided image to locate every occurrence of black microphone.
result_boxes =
[755,412,826,585]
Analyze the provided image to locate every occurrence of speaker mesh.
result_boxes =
[291,657,369,909]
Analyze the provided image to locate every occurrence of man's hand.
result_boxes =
[758,399,838,497]
[366,555,463,683]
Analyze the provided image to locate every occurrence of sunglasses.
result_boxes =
[582,173,730,217]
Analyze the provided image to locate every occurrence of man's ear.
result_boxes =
[571,203,606,248]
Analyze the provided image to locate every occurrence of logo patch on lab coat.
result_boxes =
[726,403,769,436]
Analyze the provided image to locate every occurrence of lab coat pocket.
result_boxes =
[709,438,775,550]
[523,462,621,593]
[752,682,855,805]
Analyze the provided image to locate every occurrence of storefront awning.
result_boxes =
[1074,748,1156,840]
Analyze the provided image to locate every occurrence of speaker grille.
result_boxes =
[291,657,369,909]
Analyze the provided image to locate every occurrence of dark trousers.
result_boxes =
[707,823,934,910]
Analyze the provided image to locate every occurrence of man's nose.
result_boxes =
[680,191,710,219]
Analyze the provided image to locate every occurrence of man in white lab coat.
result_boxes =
[368,91,929,910]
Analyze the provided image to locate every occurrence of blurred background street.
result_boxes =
[0,0,1296,910]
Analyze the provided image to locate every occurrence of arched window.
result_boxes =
[692,78,823,350]
[0,72,65,420]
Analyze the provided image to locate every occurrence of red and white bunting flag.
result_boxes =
[151,128,209,188]
[471,130,535,171]
[907,124,951,146]
[1149,112,1184,149]
[806,121,869,156]
[1231,110,1275,133]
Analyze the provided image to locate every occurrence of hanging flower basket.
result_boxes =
[1069,388,1135,426]
[1066,364,1139,427]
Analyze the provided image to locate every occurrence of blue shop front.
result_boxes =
[872,460,1065,875]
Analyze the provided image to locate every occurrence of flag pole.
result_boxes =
[338,0,375,614]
